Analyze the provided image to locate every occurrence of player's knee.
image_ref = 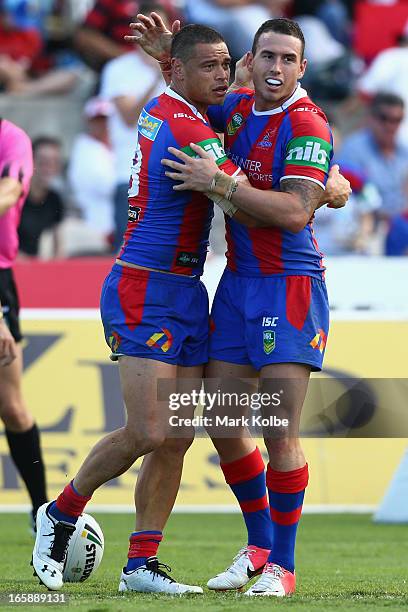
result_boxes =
[124,424,166,456]
[160,429,195,456]
[264,436,297,459]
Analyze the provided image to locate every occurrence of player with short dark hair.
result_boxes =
[171,23,226,61]
[251,17,305,58]
[148,15,350,597]
[32,17,349,596]
[32,23,241,596]
[0,119,48,531]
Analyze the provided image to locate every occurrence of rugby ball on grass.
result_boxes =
[63,514,104,582]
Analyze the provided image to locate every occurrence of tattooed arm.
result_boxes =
[224,178,322,232]
[281,178,323,222]
[163,143,350,232]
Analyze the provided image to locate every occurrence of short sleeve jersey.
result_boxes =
[208,85,333,278]
[119,87,239,276]
[0,119,33,268]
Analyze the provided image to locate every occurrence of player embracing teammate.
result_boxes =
[32,15,350,596]
[144,15,350,597]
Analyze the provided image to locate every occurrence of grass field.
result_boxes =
[0,513,407,611]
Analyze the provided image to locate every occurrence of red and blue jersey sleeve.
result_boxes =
[207,88,254,134]
[169,114,239,177]
[121,94,240,276]
[281,107,333,189]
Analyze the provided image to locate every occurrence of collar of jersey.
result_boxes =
[252,83,308,116]
[165,86,206,122]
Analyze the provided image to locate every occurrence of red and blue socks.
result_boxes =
[266,463,309,573]
[49,481,91,524]
[126,531,163,571]
[221,447,273,552]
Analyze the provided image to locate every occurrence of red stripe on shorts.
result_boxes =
[118,268,150,332]
[286,276,311,331]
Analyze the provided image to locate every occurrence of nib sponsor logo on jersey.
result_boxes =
[138,108,163,141]
[227,112,244,136]
[146,328,173,353]
[262,316,278,354]
[285,136,331,172]
[310,328,327,353]
[181,138,228,166]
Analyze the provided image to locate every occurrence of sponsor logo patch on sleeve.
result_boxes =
[138,109,163,141]
[285,136,331,173]
[181,138,228,166]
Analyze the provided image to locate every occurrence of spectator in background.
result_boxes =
[386,211,408,256]
[293,1,351,101]
[338,93,408,220]
[313,117,382,255]
[67,97,115,252]
[0,0,90,96]
[291,0,350,45]
[186,0,290,60]
[74,0,140,72]
[18,137,64,257]
[100,2,167,249]
[314,173,382,255]
[358,22,408,144]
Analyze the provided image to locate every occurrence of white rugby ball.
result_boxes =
[63,514,104,582]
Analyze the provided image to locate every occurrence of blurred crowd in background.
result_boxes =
[2,0,408,258]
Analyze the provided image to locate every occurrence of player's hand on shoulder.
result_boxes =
[325,164,352,209]
[162,143,219,192]
[0,318,17,367]
[126,12,180,62]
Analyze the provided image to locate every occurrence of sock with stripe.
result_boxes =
[126,531,163,571]
[266,463,309,573]
[221,447,273,551]
[49,480,92,524]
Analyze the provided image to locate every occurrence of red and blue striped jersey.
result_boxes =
[119,87,239,276]
[208,85,333,278]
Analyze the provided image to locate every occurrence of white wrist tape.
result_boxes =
[205,192,238,217]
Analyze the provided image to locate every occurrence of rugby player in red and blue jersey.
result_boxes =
[162,19,350,597]
[32,18,349,597]
[32,25,250,595]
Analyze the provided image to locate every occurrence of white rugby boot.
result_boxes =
[118,556,203,594]
[244,562,296,597]
[31,502,76,590]
[207,545,270,591]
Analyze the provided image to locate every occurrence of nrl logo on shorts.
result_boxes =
[263,330,275,354]
[227,113,244,136]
